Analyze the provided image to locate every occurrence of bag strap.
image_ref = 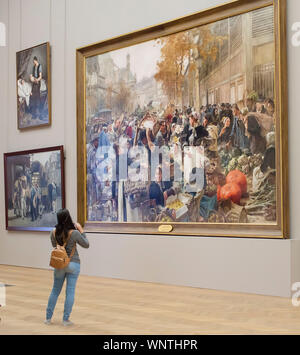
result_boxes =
[63,230,73,247]
[53,228,57,247]
[53,228,69,246]
[64,230,76,259]
[69,243,76,259]
[53,229,76,258]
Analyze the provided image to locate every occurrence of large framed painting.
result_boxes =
[16,42,51,130]
[4,146,65,232]
[77,0,288,238]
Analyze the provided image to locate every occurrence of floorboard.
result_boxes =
[0,265,299,335]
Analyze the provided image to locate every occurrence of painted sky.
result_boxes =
[109,38,163,83]
[31,152,55,166]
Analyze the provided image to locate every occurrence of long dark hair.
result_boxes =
[55,209,76,246]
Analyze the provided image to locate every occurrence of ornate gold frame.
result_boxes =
[76,0,289,238]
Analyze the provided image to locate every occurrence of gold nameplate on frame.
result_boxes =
[158,225,173,233]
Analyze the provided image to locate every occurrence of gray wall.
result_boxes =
[0,0,299,297]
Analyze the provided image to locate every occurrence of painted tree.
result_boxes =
[155,32,195,106]
[112,80,132,114]
[190,25,225,65]
[105,84,114,110]
[154,24,226,105]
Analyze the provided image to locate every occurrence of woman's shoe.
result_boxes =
[62,320,74,327]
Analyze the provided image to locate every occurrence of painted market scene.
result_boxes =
[85,6,276,225]
[6,151,62,228]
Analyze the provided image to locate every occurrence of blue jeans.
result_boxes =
[46,262,80,321]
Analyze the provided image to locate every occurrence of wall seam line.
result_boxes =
[7,0,10,145]
[64,0,67,196]
[49,0,52,43]
[19,0,21,49]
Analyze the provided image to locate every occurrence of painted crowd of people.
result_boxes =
[13,171,58,223]
[86,96,276,223]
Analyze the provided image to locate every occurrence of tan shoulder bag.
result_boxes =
[49,229,76,269]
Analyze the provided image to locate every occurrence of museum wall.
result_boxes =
[0,0,299,297]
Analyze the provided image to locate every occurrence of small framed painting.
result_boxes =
[4,146,65,232]
[16,42,51,130]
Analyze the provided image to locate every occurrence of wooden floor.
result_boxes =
[0,264,299,335]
